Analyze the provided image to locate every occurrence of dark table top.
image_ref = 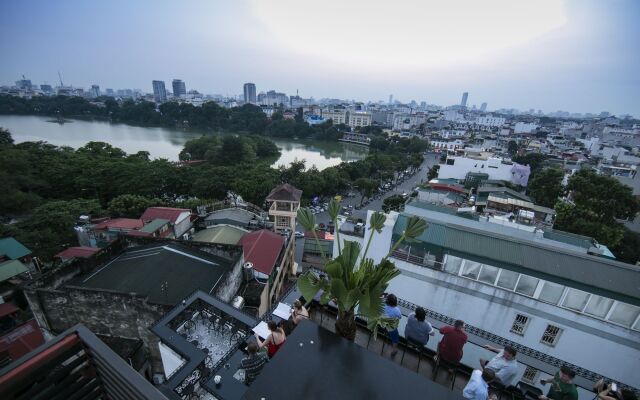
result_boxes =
[243,320,465,400]
[205,350,248,400]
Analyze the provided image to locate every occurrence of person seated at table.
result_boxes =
[291,300,309,326]
[463,368,497,400]
[594,379,637,400]
[255,320,286,358]
[239,342,268,385]
[538,365,578,400]
[480,344,518,387]
[435,319,468,365]
[404,306,435,347]
[383,293,402,357]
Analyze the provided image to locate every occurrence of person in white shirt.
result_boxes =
[480,345,518,387]
[463,368,496,400]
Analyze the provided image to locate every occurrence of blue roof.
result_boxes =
[0,237,32,260]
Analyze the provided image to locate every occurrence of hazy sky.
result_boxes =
[1,0,638,116]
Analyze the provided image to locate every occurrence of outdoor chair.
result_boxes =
[432,356,460,390]
[516,381,543,400]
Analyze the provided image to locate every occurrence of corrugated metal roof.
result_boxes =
[393,212,640,306]
[0,259,29,282]
[0,238,31,260]
[140,219,170,233]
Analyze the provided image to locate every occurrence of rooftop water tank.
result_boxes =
[243,262,254,282]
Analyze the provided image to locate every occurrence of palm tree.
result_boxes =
[296,199,427,340]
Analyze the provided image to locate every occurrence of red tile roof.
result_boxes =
[0,320,45,362]
[140,207,191,224]
[266,183,302,202]
[93,218,144,230]
[55,247,101,260]
[0,302,19,319]
[239,230,285,275]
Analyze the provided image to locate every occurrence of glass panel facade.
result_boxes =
[608,303,640,327]
[461,261,481,279]
[444,255,463,274]
[562,289,590,312]
[584,295,614,318]
[515,275,539,297]
[496,270,519,290]
[478,265,499,285]
[538,282,565,305]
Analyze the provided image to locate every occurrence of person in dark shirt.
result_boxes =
[436,319,468,365]
[240,342,268,385]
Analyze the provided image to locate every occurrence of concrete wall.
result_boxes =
[25,286,168,372]
[386,260,640,388]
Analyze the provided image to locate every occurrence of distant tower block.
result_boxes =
[461,92,469,108]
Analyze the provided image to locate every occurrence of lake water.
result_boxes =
[0,115,368,170]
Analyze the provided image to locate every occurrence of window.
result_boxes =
[538,282,565,305]
[608,303,640,327]
[478,264,499,285]
[584,295,614,319]
[443,255,463,274]
[522,366,538,383]
[562,289,590,312]
[515,275,539,297]
[510,314,530,336]
[540,324,562,346]
[461,261,481,280]
[496,270,519,290]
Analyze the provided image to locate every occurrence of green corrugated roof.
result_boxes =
[140,219,170,233]
[0,237,31,260]
[192,225,248,245]
[0,259,29,282]
[543,230,593,249]
[391,213,640,306]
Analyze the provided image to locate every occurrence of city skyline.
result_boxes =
[1,0,639,116]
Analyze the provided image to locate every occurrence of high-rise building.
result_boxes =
[389,94,393,105]
[40,84,53,93]
[15,78,32,90]
[480,102,487,112]
[243,83,257,104]
[460,92,468,108]
[152,80,167,103]
[172,79,186,98]
[90,85,100,97]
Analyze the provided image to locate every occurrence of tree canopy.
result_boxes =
[554,169,639,248]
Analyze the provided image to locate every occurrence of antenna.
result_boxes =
[58,71,64,86]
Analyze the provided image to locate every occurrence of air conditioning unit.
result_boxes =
[152,374,165,384]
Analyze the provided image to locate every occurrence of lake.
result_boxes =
[0,115,368,170]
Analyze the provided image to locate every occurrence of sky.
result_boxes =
[1,0,639,116]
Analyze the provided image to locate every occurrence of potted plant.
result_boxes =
[296,199,427,340]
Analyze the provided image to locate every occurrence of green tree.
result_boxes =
[108,194,162,218]
[10,199,106,260]
[554,170,639,248]
[527,167,564,208]
[354,178,378,206]
[512,153,547,178]
[382,195,405,213]
[0,127,13,146]
[427,165,440,181]
[611,228,640,265]
[507,140,519,156]
[296,200,427,340]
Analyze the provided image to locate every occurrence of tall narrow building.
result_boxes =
[152,80,167,103]
[172,79,186,98]
[243,83,256,104]
[460,92,468,108]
